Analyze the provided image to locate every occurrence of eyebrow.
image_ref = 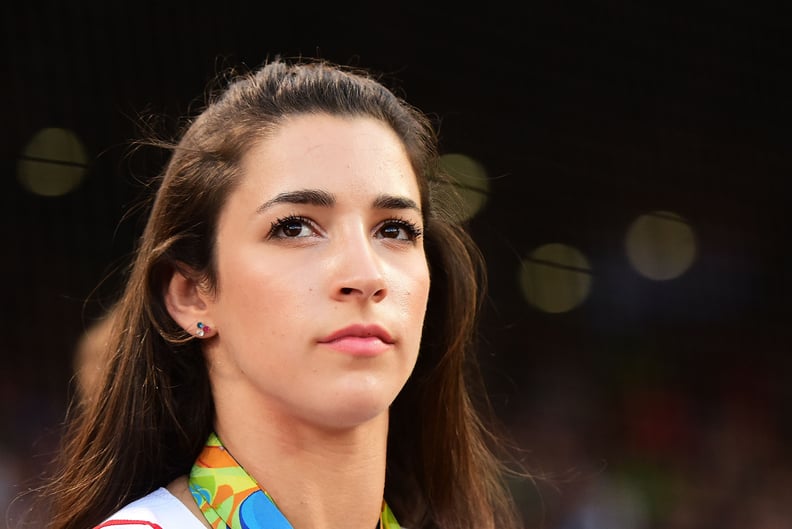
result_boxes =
[256,189,421,214]
[256,189,334,213]
[372,194,421,212]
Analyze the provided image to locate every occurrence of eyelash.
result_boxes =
[268,215,423,241]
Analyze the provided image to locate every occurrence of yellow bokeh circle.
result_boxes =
[519,243,592,313]
[17,127,89,197]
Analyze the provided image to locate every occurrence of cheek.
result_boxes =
[215,273,317,373]
[402,263,431,324]
[216,258,307,327]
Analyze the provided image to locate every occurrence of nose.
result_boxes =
[330,228,388,302]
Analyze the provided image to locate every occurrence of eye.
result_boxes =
[376,219,423,241]
[269,215,318,239]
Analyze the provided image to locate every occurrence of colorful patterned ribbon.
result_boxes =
[188,432,401,529]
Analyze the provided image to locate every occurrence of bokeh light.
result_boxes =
[437,153,490,221]
[625,211,697,281]
[519,243,592,313]
[17,127,89,197]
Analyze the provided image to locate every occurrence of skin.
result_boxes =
[166,114,431,529]
[73,312,114,399]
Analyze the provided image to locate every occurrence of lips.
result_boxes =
[319,324,394,344]
[318,324,394,356]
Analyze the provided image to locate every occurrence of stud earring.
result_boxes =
[196,322,211,338]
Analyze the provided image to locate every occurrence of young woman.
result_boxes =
[37,57,524,529]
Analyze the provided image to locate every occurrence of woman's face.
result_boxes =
[204,114,430,430]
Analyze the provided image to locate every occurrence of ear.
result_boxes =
[164,265,215,338]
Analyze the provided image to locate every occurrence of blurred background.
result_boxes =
[2,2,790,528]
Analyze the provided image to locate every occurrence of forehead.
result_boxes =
[235,114,420,201]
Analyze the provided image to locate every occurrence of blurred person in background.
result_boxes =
[72,310,116,403]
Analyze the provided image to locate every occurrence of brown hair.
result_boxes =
[37,57,523,529]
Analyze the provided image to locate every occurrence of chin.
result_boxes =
[310,388,398,431]
[296,374,407,430]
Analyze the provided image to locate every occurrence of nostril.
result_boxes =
[340,287,353,295]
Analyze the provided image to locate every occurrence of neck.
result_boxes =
[213,407,390,529]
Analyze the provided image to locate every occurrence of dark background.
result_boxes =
[2,3,790,528]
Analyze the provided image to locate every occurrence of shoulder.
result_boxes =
[94,487,205,529]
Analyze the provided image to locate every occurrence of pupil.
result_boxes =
[382,225,399,238]
[284,222,302,237]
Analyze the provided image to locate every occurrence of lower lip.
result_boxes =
[320,336,391,356]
